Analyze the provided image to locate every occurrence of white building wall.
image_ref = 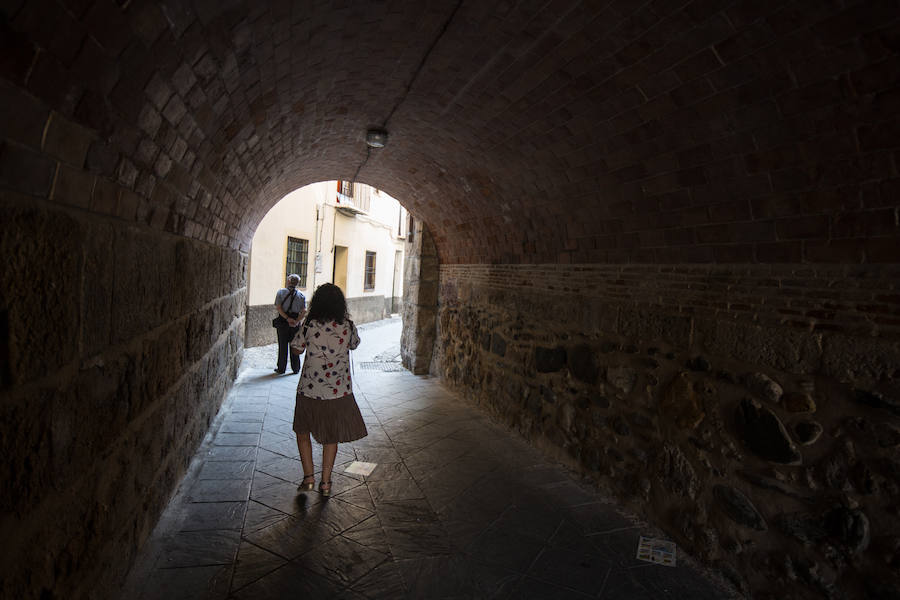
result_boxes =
[246,181,406,343]
[248,182,329,305]
[332,211,403,298]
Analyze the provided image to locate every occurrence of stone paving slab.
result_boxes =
[120,317,737,600]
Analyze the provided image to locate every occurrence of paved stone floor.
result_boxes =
[121,317,736,599]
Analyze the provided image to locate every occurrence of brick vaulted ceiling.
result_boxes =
[2,0,898,265]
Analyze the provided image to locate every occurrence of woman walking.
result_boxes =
[290,283,367,496]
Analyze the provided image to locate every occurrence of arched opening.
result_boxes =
[244,180,412,348]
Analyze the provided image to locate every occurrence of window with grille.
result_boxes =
[286,237,309,287]
[364,251,376,291]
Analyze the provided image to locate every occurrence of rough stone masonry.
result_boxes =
[432,262,900,600]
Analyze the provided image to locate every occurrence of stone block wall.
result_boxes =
[435,263,900,599]
[245,303,276,348]
[401,220,438,374]
[0,195,246,600]
[387,296,402,316]
[347,294,389,324]
[244,294,399,348]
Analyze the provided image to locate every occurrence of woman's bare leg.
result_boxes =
[321,443,338,490]
[296,432,315,480]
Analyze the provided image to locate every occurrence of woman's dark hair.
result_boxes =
[304,283,350,325]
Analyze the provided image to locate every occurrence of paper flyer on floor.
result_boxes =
[344,461,378,476]
[636,536,677,567]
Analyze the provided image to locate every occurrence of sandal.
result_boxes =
[297,474,315,491]
[319,480,332,497]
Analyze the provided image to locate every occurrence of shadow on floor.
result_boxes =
[119,318,737,600]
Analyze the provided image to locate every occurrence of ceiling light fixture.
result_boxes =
[365,129,389,148]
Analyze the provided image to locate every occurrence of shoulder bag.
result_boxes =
[272,290,294,327]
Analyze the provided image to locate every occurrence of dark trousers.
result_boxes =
[276,324,301,373]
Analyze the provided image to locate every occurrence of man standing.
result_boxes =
[274,274,307,374]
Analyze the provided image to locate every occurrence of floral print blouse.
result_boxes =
[290,319,360,399]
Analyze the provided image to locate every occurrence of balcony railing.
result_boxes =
[335,189,370,214]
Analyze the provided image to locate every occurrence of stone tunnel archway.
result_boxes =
[1,1,899,599]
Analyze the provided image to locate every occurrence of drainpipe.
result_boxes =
[312,201,324,291]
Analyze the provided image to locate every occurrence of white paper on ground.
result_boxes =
[344,461,378,476]
[636,536,677,567]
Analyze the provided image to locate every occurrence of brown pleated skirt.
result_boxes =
[292,392,368,444]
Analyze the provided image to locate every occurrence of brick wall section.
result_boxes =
[435,263,900,599]
[1,1,897,264]
[442,263,900,343]
[371,1,900,266]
